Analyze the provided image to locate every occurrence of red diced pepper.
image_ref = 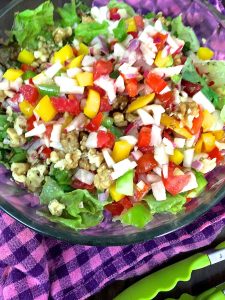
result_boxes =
[136,153,157,174]
[51,95,81,116]
[120,197,133,209]
[72,178,95,191]
[99,97,112,112]
[157,91,174,108]
[138,127,151,148]
[134,15,144,30]
[86,112,103,132]
[19,85,39,106]
[21,64,36,72]
[27,115,36,131]
[208,147,223,163]
[40,147,52,159]
[153,32,168,50]
[146,73,167,93]
[126,78,138,97]
[93,60,113,80]
[97,130,115,149]
[105,202,124,216]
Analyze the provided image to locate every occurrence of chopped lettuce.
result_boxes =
[145,12,156,19]
[0,115,10,142]
[75,20,109,44]
[144,194,186,215]
[9,148,27,163]
[108,0,135,16]
[119,204,152,228]
[49,167,72,186]
[57,0,80,27]
[12,1,54,49]
[113,19,127,42]
[188,172,207,198]
[39,178,103,229]
[220,104,225,122]
[171,15,200,52]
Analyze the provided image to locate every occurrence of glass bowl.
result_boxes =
[0,0,225,246]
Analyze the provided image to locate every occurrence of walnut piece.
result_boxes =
[113,112,128,127]
[94,164,112,190]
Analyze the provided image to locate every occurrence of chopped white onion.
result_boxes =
[49,141,63,150]
[137,109,154,125]
[25,124,46,138]
[131,150,143,161]
[174,138,186,148]
[74,168,95,185]
[181,172,198,193]
[146,173,161,183]
[144,104,165,126]
[162,164,168,178]
[183,148,195,168]
[159,85,171,95]
[150,125,162,147]
[186,136,195,148]
[67,68,82,78]
[192,91,215,113]
[102,148,115,168]
[111,159,137,180]
[82,67,93,72]
[113,43,126,59]
[65,113,86,132]
[91,6,109,23]
[120,135,137,146]
[118,63,138,75]
[32,73,52,85]
[10,77,23,91]
[86,132,98,148]
[27,139,45,153]
[82,55,96,67]
[50,124,62,143]
[94,75,116,103]
[154,143,169,165]
[163,137,174,155]
[115,75,125,93]
[151,180,166,201]
[154,19,163,32]
[153,65,184,78]
[0,79,10,91]
[45,62,62,78]
[153,166,162,176]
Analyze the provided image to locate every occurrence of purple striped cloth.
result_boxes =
[1,1,225,299]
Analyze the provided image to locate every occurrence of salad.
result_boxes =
[0,0,225,230]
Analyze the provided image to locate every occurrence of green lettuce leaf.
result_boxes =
[0,115,10,142]
[188,172,207,198]
[113,19,127,42]
[144,194,186,215]
[171,15,200,52]
[12,1,54,49]
[9,148,27,163]
[108,0,135,16]
[49,167,72,186]
[57,0,80,27]
[40,177,64,205]
[75,21,109,44]
[119,204,152,228]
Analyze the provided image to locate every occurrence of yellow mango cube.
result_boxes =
[67,55,84,69]
[170,149,184,165]
[54,45,74,64]
[19,100,34,118]
[83,89,100,119]
[78,43,89,55]
[126,17,137,32]
[112,141,133,162]
[197,47,214,60]
[76,72,93,86]
[34,95,57,122]
[18,49,35,65]
[3,69,24,81]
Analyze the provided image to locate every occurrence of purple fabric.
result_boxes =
[0,1,225,299]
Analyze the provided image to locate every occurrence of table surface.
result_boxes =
[1,1,225,299]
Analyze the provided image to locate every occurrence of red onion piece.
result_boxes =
[191,160,203,170]
[128,39,140,51]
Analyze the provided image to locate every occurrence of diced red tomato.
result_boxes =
[157,91,174,108]
[40,147,52,159]
[190,107,203,135]
[21,64,36,72]
[51,96,81,116]
[45,125,53,139]
[126,78,138,97]
[105,202,124,216]
[163,129,174,142]
[138,145,154,153]
[136,153,157,174]
[134,15,144,30]
[153,33,168,50]
[72,179,95,191]
[92,85,106,97]
[11,93,20,103]
[138,127,151,148]
[208,147,223,163]
[128,32,138,38]
[146,73,167,94]
[109,8,121,20]
[182,80,202,97]
[162,164,191,196]
[120,197,133,209]
[86,112,103,132]
[134,181,151,201]
[97,130,115,149]
[19,85,39,106]
[99,97,112,112]
[27,115,36,131]
[93,60,113,80]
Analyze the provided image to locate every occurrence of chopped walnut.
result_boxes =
[81,15,94,23]
[173,101,199,128]
[80,134,88,151]
[49,151,65,163]
[54,150,81,170]
[61,131,79,153]
[7,128,26,147]
[53,27,73,44]
[88,149,104,168]
[113,112,128,127]
[112,95,128,110]
[48,199,65,217]
[125,112,139,123]
[79,157,92,171]
[14,116,27,136]
[25,164,47,192]
[94,163,112,190]
[11,163,30,184]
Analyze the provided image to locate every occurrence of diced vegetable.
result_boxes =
[109,183,124,201]
[38,84,60,97]
[126,17,137,32]
[136,153,157,174]
[138,127,151,148]
[97,131,115,149]
[160,114,193,138]
[125,78,138,98]
[54,45,74,64]
[112,140,133,162]
[197,47,214,60]
[76,72,93,86]
[93,60,113,80]
[3,69,23,81]
[154,51,173,68]
[127,93,155,113]
[202,132,216,153]
[19,100,34,118]
[84,89,100,118]
[119,204,152,228]
[116,170,134,196]
[18,49,35,65]
[20,84,39,105]
[51,95,81,116]
[146,73,167,93]
[86,112,103,132]
[67,55,84,68]
[34,95,57,122]
[170,149,184,165]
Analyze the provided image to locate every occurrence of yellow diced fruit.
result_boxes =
[18,49,35,65]
[54,45,74,64]
[3,69,23,81]
[213,130,224,141]
[202,132,216,153]
[78,43,89,55]
[154,50,173,68]
[109,183,125,202]
[202,110,215,132]
[19,100,34,118]
[170,149,184,165]
[195,137,203,154]
[160,114,193,139]
[197,47,214,61]
[84,89,100,119]
[34,95,57,122]
[127,93,155,113]
[126,17,137,32]
[76,72,93,87]
[67,55,84,69]
[112,140,133,163]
